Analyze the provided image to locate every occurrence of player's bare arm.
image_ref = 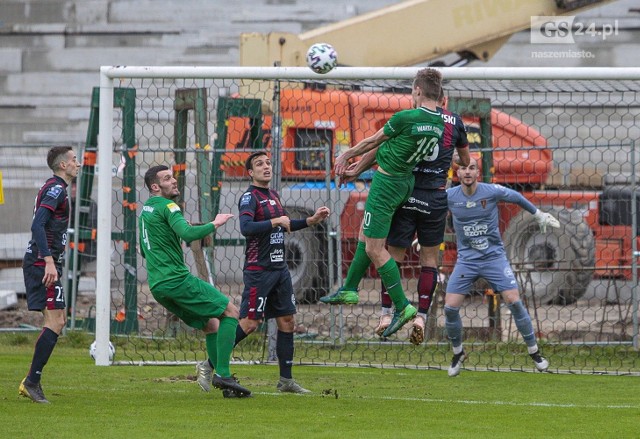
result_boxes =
[42,256,58,287]
[454,146,470,167]
[341,149,379,185]
[334,128,388,176]
[212,213,234,228]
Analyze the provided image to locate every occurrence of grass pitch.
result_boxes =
[1,332,637,439]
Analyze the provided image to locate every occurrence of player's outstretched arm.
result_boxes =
[341,150,379,186]
[170,213,216,243]
[212,213,234,229]
[334,128,388,177]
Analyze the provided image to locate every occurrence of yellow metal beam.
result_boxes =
[240,0,617,67]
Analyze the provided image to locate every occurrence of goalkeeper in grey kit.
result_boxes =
[444,158,559,376]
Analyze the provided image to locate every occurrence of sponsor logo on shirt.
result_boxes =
[167,202,181,213]
[270,231,284,245]
[462,221,488,237]
[414,166,445,175]
[270,248,284,263]
[469,238,489,250]
[413,124,443,137]
[143,205,154,213]
[407,197,429,207]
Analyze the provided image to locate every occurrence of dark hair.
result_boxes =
[47,146,73,171]
[144,165,170,191]
[245,150,269,171]
[414,68,443,101]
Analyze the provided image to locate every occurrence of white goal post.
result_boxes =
[93,66,640,366]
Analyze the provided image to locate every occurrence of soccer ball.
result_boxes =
[306,43,338,74]
[89,340,116,362]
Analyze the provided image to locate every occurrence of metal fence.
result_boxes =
[2,67,639,374]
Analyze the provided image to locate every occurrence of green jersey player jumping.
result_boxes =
[320,68,445,338]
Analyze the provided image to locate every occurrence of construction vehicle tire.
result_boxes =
[503,207,594,305]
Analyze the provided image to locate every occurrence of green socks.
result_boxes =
[214,317,239,377]
[377,258,409,310]
[343,242,409,310]
[344,241,371,290]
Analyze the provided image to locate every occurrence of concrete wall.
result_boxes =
[0,0,400,235]
[0,0,401,145]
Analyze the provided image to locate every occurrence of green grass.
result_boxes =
[1,332,638,439]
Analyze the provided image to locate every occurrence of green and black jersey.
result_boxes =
[138,196,214,290]
[378,106,444,176]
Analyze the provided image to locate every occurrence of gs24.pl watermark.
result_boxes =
[530,16,619,44]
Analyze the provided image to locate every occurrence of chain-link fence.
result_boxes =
[2,67,638,374]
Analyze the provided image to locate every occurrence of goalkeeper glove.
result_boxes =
[533,209,560,233]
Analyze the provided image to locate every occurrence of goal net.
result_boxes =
[88,66,640,374]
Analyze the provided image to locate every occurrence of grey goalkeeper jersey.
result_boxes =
[447,183,537,261]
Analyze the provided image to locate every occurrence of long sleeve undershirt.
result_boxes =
[168,214,215,242]
[31,207,53,258]
[239,215,308,236]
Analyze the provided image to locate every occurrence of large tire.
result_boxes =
[285,208,325,303]
[503,207,594,304]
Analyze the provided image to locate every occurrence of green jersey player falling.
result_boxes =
[139,165,251,397]
[320,68,445,338]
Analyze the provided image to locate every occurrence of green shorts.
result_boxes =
[363,171,414,239]
[151,275,229,330]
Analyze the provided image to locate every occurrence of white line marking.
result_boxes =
[253,392,639,409]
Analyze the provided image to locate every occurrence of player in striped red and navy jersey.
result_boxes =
[20,146,80,403]
[236,150,329,393]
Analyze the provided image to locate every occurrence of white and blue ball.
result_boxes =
[89,340,116,362]
[306,43,338,74]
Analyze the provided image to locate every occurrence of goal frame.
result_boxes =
[93,66,640,365]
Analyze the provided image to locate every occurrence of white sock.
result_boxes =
[381,307,393,316]
[417,312,427,321]
[527,344,539,355]
[453,345,463,355]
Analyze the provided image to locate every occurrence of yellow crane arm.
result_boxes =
[240,0,616,67]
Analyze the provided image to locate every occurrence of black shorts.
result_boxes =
[387,188,448,248]
[23,263,66,311]
[240,268,297,320]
